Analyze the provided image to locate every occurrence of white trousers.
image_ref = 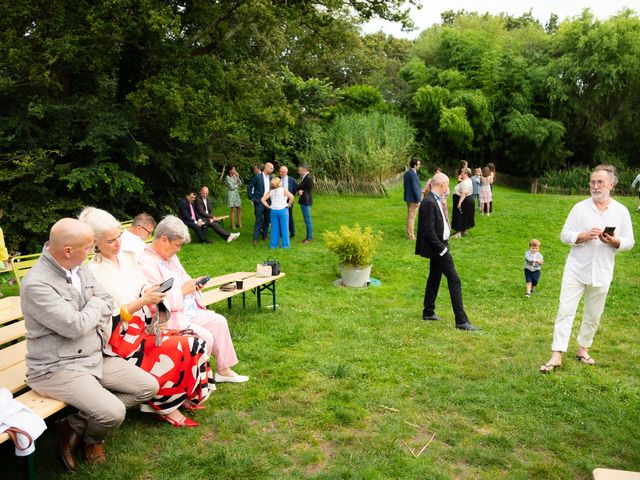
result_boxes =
[551,273,610,352]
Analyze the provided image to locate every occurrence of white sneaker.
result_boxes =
[227,232,240,243]
[214,372,249,383]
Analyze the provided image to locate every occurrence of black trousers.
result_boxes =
[288,206,295,237]
[184,220,207,242]
[423,248,469,325]
[206,219,230,240]
[253,201,270,240]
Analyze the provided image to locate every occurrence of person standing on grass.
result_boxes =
[487,162,496,213]
[471,167,482,211]
[631,172,640,211]
[479,167,492,216]
[403,158,422,240]
[415,172,479,331]
[279,165,297,238]
[297,164,314,244]
[524,239,544,298]
[540,165,634,373]
[261,177,294,249]
[248,162,274,246]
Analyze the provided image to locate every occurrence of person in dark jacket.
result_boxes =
[297,164,314,244]
[403,158,422,240]
[415,173,479,331]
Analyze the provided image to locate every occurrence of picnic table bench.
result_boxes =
[200,271,285,311]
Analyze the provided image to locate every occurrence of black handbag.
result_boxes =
[263,257,281,276]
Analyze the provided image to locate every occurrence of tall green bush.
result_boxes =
[302,112,415,182]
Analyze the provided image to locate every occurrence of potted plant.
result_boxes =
[322,224,383,288]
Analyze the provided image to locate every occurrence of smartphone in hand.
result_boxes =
[195,276,210,287]
[158,277,174,293]
[603,226,616,236]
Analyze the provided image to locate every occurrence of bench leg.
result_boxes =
[242,291,246,309]
[25,451,36,480]
[227,297,232,310]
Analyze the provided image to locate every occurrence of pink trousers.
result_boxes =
[189,308,239,372]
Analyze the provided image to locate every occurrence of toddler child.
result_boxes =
[524,239,544,298]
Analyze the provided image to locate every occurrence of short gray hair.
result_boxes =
[431,172,449,186]
[593,164,618,186]
[154,215,191,244]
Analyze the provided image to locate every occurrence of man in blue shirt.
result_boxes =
[403,158,422,240]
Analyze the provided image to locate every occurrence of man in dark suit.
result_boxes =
[415,173,479,331]
[247,162,274,246]
[195,186,240,243]
[279,165,297,238]
[178,191,210,243]
[297,164,313,244]
[404,158,422,240]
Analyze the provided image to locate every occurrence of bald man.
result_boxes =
[21,218,158,471]
[248,162,274,245]
[415,173,479,331]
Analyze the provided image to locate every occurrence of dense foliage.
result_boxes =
[2,3,640,252]
[322,223,383,267]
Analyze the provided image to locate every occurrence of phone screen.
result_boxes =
[603,226,615,236]
[195,275,210,287]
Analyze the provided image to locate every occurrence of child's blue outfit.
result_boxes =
[471,175,481,210]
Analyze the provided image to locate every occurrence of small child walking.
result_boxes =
[524,239,544,298]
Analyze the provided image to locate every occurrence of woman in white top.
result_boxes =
[451,167,475,238]
[261,177,294,249]
[79,207,213,428]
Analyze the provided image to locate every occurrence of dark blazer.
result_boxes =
[194,195,214,220]
[178,198,201,223]
[415,193,447,259]
[298,173,313,205]
[281,176,297,199]
[247,173,271,202]
[404,168,422,203]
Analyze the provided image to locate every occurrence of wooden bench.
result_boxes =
[200,271,285,311]
[593,468,640,479]
[212,215,229,224]
[10,254,42,288]
[0,296,67,479]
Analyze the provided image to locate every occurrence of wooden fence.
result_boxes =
[315,171,405,197]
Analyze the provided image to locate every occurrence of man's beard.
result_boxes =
[591,189,611,202]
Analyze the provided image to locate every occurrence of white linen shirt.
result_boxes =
[454,178,472,196]
[560,197,634,287]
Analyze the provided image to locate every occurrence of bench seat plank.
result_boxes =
[201,272,255,290]
[0,320,26,344]
[0,342,28,372]
[200,273,285,308]
[2,360,27,393]
[0,296,22,325]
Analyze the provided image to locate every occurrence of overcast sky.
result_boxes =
[362,0,640,38]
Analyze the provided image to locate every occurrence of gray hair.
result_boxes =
[78,206,120,240]
[431,172,449,186]
[154,215,191,244]
[593,164,618,186]
[132,213,156,228]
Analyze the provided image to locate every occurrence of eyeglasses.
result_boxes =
[140,225,153,236]
[589,179,607,187]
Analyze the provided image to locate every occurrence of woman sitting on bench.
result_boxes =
[79,207,212,428]
[140,215,249,384]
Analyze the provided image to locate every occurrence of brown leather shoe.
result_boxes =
[83,442,107,465]
[57,418,81,471]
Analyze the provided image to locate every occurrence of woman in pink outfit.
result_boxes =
[140,215,249,384]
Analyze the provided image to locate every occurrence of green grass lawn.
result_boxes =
[3,185,639,479]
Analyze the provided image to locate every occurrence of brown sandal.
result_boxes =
[539,363,562,374]
[576,354,596,365]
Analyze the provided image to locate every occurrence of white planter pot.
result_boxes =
[339,264,372,288]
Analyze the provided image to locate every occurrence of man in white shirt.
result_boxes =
[540,165,635,373]
[121,213,156,263]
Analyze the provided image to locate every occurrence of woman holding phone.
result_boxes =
[79,207,213,428]
[140,215,249,384]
